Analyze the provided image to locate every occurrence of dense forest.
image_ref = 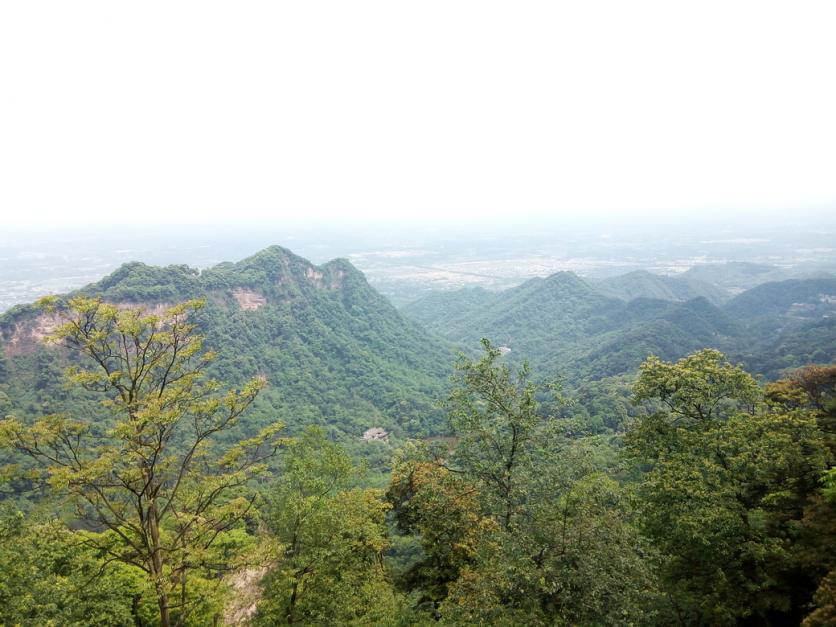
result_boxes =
[403,271,836,380]
[0,248,834,625]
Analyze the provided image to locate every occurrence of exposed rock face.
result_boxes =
[232,288,267,311]
[223,566,269,626]
[306,264,346,290]
[114,302,172,315]
[305,267,324,287]
[1,303,173,357]
[362,427,389,442]
[2,312,62,357]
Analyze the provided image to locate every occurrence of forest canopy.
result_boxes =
[0,296,834,625]
[0,284,836,626]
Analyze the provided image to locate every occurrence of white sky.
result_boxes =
[1,1,835,228]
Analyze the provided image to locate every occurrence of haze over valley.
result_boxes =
[4,211,835,312]
[2,2,836,624]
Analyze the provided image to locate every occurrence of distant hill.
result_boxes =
[399,270,831,381]
[683,261,834,294]
[593,270,729,305]
[400,271,742,380]
[721,278,836,376]
[401,287,497,336]
[0,246,455,442]
[723,277,836,319]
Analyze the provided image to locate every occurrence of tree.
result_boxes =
[0,505,147,626]
[256,428,400,625]
[440,473,658,626]
[633,348,760,424]
[803,465,836,626]
[767,366,836,626]
[387,448,494,612]
[443,338,562,530]
[389,340,658,624]
[0,297,285,627]
[629,350,832,624]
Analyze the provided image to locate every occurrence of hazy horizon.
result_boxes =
[2,2,835,229]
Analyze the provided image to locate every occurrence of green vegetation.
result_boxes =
[255,428,400,625]
[594,269,730,305]
[0,248,834,625]
[387,340,657,624]
[1,297,283,626]
[402,271,836,381]
[0,247,454,485]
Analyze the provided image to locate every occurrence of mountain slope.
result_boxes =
[0,246,455,441]
[398,270,829,382]
[398,271,739,379]
[593,270,729,305]
[723,278,836,319]
[722,278,836,378]
[683,261,835,294]
[402,287,498,336]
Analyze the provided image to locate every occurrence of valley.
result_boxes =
[1,241,834,626]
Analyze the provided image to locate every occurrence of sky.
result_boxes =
[1,1,835,229]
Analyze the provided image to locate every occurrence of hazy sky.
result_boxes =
[1,1,834,228]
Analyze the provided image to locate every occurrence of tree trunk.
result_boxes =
[131,594,144,627]
[148,501,171,627]
[156,588,172,627]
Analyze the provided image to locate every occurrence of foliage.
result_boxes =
[633,348,761,423]
[444,338,564,529]
[440,474,657,626]
[0,297,284,626]
[256,428,401,625]
[628,350,834,625]
[388,340,658,624]
[0,506,147,626]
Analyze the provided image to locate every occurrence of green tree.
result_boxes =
[440,473,657,626]
[633,348,760,424]
[444,338,562,530]
[629,350,832,624]
[0,505,148,626]
[256,428,400,625]
[388,448,494,612]
[0,297,285,627]
[390,340,657,624]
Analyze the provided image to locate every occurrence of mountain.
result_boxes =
[575,297,742,379]
[401,271,741,380]
[683,261,835,294]
[723,277,836,320]
[401,287,497,336]
[399,270,834,382]
[0,246,455,443]
[593,270,729,305]
[722,278,836,376]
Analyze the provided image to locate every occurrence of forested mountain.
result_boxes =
[398,287,497,335]
[683,261,835,293]
[727,278,836,376]
[724,277,836,319]
[0,246,454,443]
[402,271,835,381]
[1,248,834,626]
[592,269,729,305]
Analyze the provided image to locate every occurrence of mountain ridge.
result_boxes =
[401,270,835,380]
[0,246,455,444]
